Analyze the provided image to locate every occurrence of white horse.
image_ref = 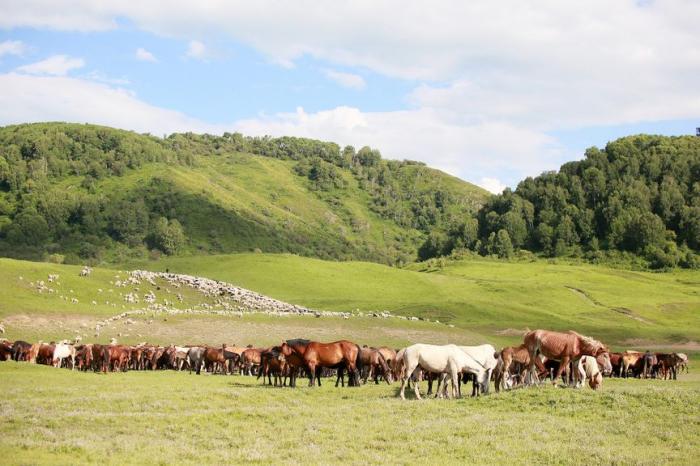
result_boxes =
[576,355,602,389]
[53,341,76,369]
[399,344,479,400]
[456,344,498,395]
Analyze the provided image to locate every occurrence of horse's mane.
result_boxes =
[568,331,604,351]
[286,338,310,346]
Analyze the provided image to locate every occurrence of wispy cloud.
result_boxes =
[323,69,366,90]
[135,47,157,63]
[185,40,207,60]
[0,72,222,135]
[0,40,27,58]
[16,54,84,76]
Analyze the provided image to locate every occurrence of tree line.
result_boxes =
[424,135,700,269]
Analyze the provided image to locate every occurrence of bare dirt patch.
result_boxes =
[621,339,700,351]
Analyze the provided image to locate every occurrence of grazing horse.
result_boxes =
[398,344,490,400]
[258,348,287,386]
[358,347,393,384]
[203,347,227,374]
[12,340,32,361]
[105,345,130,371]
[655,353,683,380]
[36,343,55,365]
[187,346,206,374]
[524,330,608,386]
[577,356,603,389]
[607,352,624,377]
[278,343,307,387]
[75,344,93,371]
[676,353,689,374]
[0,340,12,361]
[496,344,547,391]
[455,345,498,396]
[621,351,644,378]
[52,342,76,369]
[280,339,361,387]
[240,348,264,376]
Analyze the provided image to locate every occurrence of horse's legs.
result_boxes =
[400,361,418,400]
[553,357,569,386]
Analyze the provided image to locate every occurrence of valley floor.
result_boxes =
[1,362,698,465]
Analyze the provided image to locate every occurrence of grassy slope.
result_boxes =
[2,363,698,465]
[46,148,488,264]
[3,254,699,349]
[127,254,700,346]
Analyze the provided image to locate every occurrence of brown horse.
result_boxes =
[524,330,608,386]
[240,348,264,375]
[203,347,227,374]
[655,353,683,380]
[104,345,130,372]
[258,348,287,386]
[358,347,392,384]
[496,344,547,390]
[11,340,31,361]
[280,339,361,387]
[607,352,623,377]
[0,340,12,361]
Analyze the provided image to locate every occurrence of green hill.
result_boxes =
[0,122,488,265]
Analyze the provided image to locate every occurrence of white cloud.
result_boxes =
[323,69,366,90]
[0,72,222,135]
[234,106,562,186]
[185,40,207,60]
[135,47,157,62]
[1,1,699,186]
[478,178,507,195]
[16,54,84,76]
[0,40,27,58]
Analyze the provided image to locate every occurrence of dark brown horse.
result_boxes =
[524,330,608,386]
[11,340,32,361]
[280,339,361,387]
[0,340,13,361]
[655,353,683,380]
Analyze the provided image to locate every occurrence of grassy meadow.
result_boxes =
[2,254,700,464]
[1,362,698,465]
[1,254,700,350]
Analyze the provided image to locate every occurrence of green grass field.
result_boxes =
[1,362,698,465]
[2,254,699,351]
[2,254,700,464]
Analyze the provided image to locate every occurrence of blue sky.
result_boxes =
[0,1,698,193]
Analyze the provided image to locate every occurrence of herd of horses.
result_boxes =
[1,329,689,399]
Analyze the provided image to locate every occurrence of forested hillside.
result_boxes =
[0,123,487,265]
[430,135,700,268]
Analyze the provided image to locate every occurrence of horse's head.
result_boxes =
[597,352,613,375]
[279,342,292,356]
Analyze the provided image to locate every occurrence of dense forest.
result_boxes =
[2,123,697,268]
[425,135,700,268]
[0,123,485,264]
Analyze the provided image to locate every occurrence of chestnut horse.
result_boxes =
[496,344,547,391]
[280,339,361,387]
[524,330,609,386]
